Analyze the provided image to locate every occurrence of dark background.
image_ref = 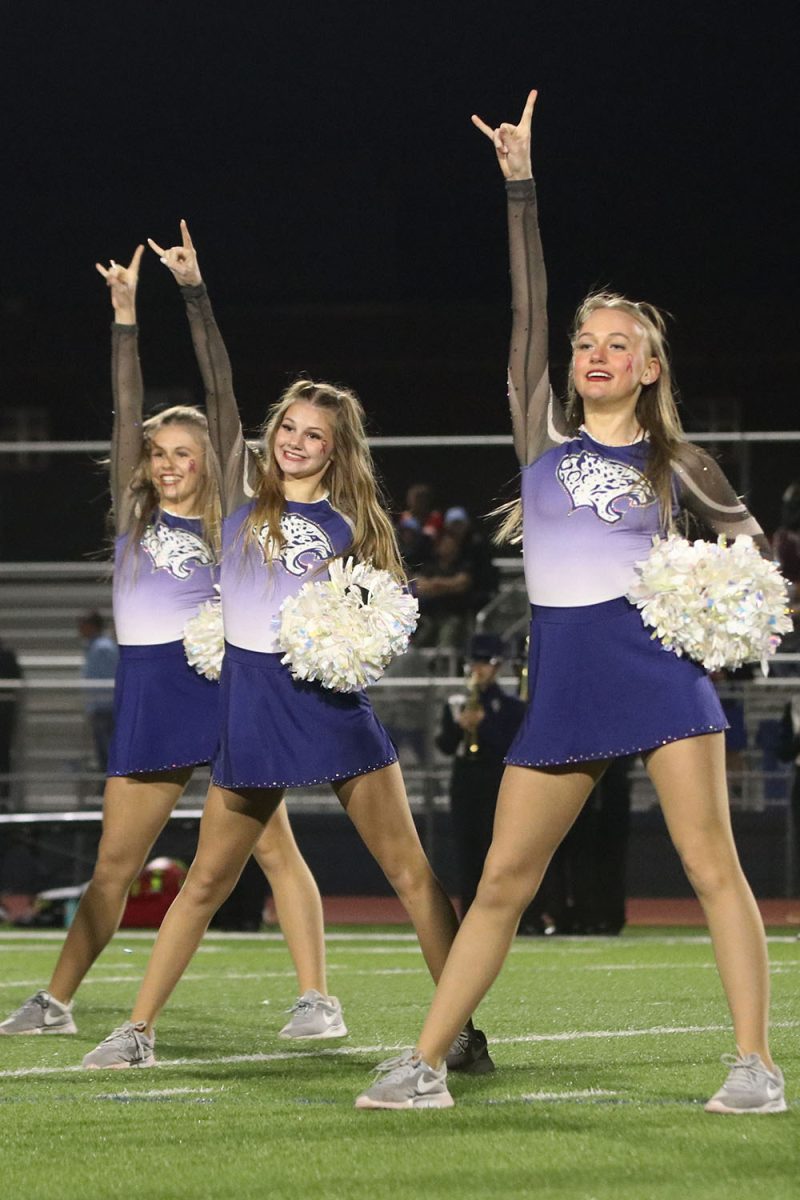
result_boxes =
[0,0,795,559]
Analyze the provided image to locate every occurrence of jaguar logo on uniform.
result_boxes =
[254,512,334,576]
[141,523,216,580]
[557,450,656,524]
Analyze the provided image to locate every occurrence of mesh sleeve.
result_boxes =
[506,178,568,466]
[109,323,144,535]
[180,283,259,515]
[674,443,770,555]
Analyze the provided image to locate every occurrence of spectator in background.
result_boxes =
[397,514,432,574]
[777,693,800,895]
[436,634,525,918]
[77,611,118,773]
[442,506,500,614]
[414,529,475,650]
[0,637,22,803]
[773,480,800,599]
[400,483,443,543]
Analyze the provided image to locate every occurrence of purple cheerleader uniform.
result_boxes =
[105,324,220,776]
[501,179,768,768]
[180,284,396,790]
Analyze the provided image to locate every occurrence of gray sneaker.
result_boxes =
[0,990,77,1035]
[278,990,347,1040]
[82,1021,155,1070]
[355,1051,454,1110]
[704,1053,787,1114]
[445,1027,495,1075]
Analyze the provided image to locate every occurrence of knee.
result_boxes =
[677,841,742,899]
[382,852,436,902]
[91,842,146,892]
[180,863,240,912]
[474,851,539,916]
[252,838,295,880]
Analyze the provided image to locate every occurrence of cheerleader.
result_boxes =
[0,247,337,1042]
[356,91,786,1113]
[80,223,485,1072]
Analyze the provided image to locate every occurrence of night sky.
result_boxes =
[0,1,795,553]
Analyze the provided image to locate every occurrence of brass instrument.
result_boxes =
[463,669,482,754]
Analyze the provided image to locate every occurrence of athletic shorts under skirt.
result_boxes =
[212,642,397,790]
[505,597,727,768]
[107,640,219,776]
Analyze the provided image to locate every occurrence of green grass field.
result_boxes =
[0,926,797,1200]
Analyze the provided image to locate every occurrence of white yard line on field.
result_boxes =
[1,1020,798,1080]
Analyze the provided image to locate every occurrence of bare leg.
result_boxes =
[646,733,774,1067]
[416,763,604,1067]
[48,770,192,1004]
[130,784,283,1032]
[251,801,327,995]
[334,762,459,982]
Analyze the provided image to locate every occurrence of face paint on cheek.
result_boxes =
[187,459,197,474]
[625,354,633,374]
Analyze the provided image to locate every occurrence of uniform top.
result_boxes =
[179,284,355,654]
[220,496,353,653]
[109,324,218,645]
[506,178,765,608]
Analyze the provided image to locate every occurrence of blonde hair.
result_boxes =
[247,379,406,579]
[125,405,221,555]
[494,292,685,544]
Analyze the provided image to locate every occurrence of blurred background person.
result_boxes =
[77,610,119,775]
[436,633,525,917]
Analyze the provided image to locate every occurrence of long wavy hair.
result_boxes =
[123,405,220,555]
[494,292,685,544]
[246,379,406,579]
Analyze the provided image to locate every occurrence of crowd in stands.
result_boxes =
[396,483,499,651]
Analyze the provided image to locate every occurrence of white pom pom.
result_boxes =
[183,595,224,681]
[276,558,419,692]
[627,534,792,675]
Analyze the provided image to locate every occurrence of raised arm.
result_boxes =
[148,220,258,514]
[472,90,567,465]
[96,245,145,535]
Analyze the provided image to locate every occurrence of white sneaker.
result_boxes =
[82,1021,155,1069]
[0,990,77,1035]
[705,1053,787,1114]
[355,1051,454,1110]
[278,990,347,1039]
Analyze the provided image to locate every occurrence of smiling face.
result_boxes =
[273,401,336,486]
[148,424,206,513]
[572,308,660,411]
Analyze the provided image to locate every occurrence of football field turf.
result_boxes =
[0,927,797,1200]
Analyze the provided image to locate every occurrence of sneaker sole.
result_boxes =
[279,1022,349,1040]
[704,1097,787,1114]
[355,1092,455,1110]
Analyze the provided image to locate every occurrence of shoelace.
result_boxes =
[285,998,315,1016]
[449,1030,470,1056]
[100,1023,150,1061]
[718,1053,767,1093]
[370,1052,418,1083]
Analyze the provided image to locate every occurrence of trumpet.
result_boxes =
[463,669,482,754]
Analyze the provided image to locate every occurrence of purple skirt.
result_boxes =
[212,643,397,789]
[505,597,727,768]
[107,641,219,776]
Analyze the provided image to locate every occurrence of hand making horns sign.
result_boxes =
[148,219,202,288]
[95,244,145,320]
[471,88,537,181]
